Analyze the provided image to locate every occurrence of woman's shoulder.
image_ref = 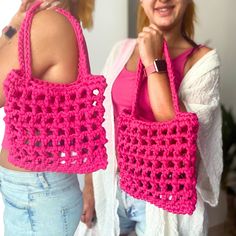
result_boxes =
[30,9,78,83]
[185,45,220,74]
[192,46,212,62]
[31,9,76,46]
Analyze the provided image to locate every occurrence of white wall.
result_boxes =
[195,0,236,115]
[84,0,128,74]
[0,0,127,235]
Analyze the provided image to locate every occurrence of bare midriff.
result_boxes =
[0,149,31,172]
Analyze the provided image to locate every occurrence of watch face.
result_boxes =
[4,26,17,39]
[154,59,167,72]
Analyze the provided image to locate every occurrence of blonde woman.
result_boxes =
[0,0,95,235]
[91,0,222,235]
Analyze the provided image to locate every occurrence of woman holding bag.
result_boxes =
[0,0,106,235]
[91,0,222,235]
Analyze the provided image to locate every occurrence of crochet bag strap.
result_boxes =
[18,1,90,81]
[132,40,180,117]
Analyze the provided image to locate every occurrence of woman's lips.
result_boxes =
[154,6,175,17]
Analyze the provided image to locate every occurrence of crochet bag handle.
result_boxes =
[18,2,90,81]
[132,40,180,117]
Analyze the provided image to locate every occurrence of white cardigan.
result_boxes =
[78,39,223,236]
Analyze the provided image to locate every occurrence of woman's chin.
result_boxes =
[151,17,174,29]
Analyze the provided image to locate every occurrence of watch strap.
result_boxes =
[145,64,156,77]
[145,59,167,77]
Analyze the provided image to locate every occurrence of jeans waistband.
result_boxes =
[0,165,77,188]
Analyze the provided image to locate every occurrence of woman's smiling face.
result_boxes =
[140,0,191,31]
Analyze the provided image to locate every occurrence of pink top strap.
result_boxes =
[18,2,90,81]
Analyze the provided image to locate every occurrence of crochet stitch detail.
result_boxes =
[117,41,199,215]
[3,3,108,174]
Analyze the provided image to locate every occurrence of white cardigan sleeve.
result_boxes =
[102,40,128,78]
[179,49,223,207]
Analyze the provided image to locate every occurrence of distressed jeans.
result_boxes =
[0,166,83,236]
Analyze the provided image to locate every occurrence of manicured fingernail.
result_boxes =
[40,1,49,8]
[26,3,31,10]
[51,1,60,7]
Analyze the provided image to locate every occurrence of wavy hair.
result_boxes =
[73,0,95,29]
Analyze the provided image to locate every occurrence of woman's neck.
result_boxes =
[161,24,193,49]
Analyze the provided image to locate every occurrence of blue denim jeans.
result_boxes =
[116,178,146,236]
[0,166,83,236]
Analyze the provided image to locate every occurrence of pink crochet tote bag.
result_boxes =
[3,3,108,174]
[117,41,199,215]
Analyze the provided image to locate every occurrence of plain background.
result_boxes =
[0,0,235,235]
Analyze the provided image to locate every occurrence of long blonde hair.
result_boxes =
[137,2,196,40]
[73,0,95,29]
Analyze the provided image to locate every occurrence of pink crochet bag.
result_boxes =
[117,41,199,215]
[3,3,108,174]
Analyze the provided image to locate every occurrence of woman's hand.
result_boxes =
[137,24,164,67]
[9,0,68,30]
[81,184,96,228]
[40,0,69,10]
[9,0,34,30]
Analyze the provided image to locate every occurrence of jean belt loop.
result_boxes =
[37,173,49,189]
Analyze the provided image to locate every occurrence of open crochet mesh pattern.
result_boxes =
[117,41,199,215]
[3,4,108,174]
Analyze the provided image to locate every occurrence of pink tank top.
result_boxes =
[112,46,202,145]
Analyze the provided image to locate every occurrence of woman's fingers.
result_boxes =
[80,202,96,228]
[149,23,159,31]
[19,0,68,12]
[137,24,164,67]
[81,209,95,228]
[80,185,96,228]
[142,25,162,37]
[40,0,68,10]
[40,1,56,9]
[20,0,35,12]
[142,26,155,34]
[138,31,148,39]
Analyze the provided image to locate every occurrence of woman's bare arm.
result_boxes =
[0,0,67,108]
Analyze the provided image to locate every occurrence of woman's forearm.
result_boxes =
[147,72,187,121]
[84,173,93,189]
[0,12,21,51]
[0,34,11,51]
[0,29,18,51]
[147,72,175,121]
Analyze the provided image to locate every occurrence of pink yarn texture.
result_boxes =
[3,3,108,174]
[117,41,199,215]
